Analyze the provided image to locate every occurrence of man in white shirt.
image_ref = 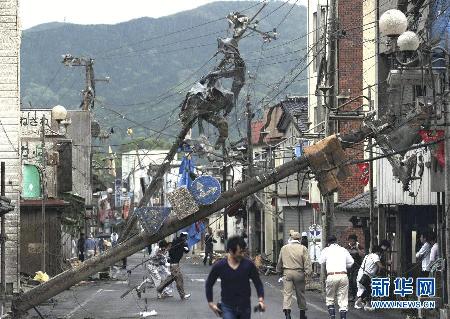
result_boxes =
[287,229,295,244]
[416,232,432,276]
[428,232,439,271]
[110,232,119,246]
[355,245,385,310]
[319,235,354,319]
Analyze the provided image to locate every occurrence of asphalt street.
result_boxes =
[24,252,408,319]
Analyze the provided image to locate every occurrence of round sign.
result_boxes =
[188,175,221,205]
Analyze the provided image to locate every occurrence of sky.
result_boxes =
[20,0,218,29]
[19,0,306,30]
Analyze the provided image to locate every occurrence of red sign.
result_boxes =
[419,130,445,168]
[122,198,130,220]
[357,163,370,186]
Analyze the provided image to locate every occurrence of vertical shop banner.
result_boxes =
[115,179,122,208]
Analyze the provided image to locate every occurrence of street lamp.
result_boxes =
[51,105,71,135]
[397,31,420,52]
[51,105,67,122]
[379,9,407,37]
[379,9,421,67]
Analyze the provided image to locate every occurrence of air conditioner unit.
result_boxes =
[387,69,434,87]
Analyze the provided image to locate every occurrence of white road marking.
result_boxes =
[64,288,103,318]
[265,281,328,314]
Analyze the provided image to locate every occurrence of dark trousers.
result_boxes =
[348,266,358,298]
[221,303,251,319]
[203,251,213,265]
[78,251,85,262]
[360,280,371,300]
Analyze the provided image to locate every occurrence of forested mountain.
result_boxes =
[21,1,307,142]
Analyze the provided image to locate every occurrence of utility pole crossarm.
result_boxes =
[61,54,97,110]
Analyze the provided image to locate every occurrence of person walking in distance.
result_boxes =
[355,245,385,310]
[300,232,309,248]
[157,232,191,300]
[204,228,217,266]
[110,231,118,247]
[277,232,312,319]
[347,234,364,302]
[77,233,85,262]
[206,236,265,319]
[319,235,354,319]
[84,233,97,259]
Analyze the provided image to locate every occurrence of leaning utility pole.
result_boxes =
[11,128,372,316]
[12,145,309,316]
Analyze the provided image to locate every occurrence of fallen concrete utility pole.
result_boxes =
[11,130,369,317]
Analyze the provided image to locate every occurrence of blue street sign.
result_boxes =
[188,175,221,205]
[135,207,171,235]
[295,144,303,158]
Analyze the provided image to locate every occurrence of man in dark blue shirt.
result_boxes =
[205,236,265,319]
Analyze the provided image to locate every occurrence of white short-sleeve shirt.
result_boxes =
[357,253,380,281]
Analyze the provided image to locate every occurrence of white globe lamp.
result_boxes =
[107,188,113,194]
[379,9,407,37]
[51,105,68,122]
[397,31,420,51]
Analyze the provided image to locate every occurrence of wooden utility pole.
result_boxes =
[246,95,256,256]
[222,143,228,240]
[368,89,376,248]
[323,1,338,230]
[1,162,6,310]
[40,115,47,273]
[320,0,338,289]
[273,147,280,262]
[444,53,450,312]
[62,55,104,238]
[62,55,96,111]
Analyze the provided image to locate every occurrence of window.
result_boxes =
[313,12,318,72]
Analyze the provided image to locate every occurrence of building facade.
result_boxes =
[0,0,21,292]
[307,0,368,247]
